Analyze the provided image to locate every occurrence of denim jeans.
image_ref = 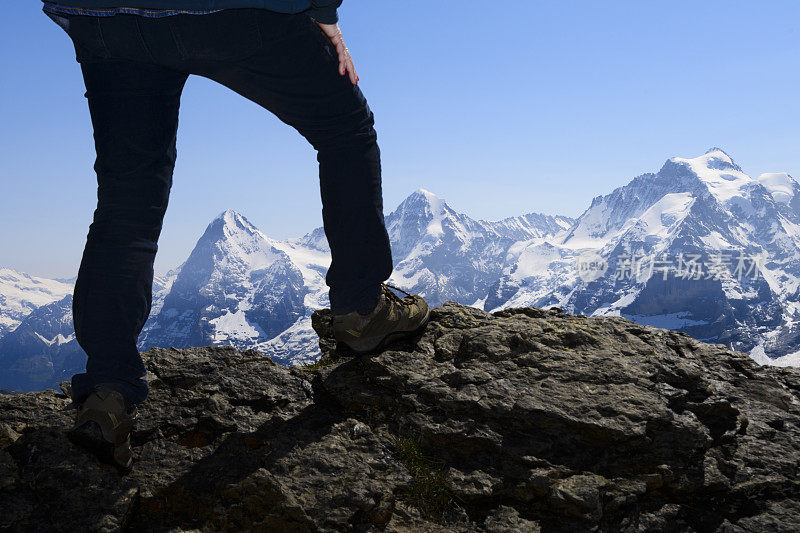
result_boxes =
[44,8,393,404]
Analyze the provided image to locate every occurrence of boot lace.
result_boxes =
[381,282,413,306]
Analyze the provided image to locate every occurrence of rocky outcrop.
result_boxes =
[1,302,799,532]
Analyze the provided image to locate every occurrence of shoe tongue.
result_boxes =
[95,386,129,410]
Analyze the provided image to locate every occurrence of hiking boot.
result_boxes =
[67,385,137,473]
[332,282,431,354]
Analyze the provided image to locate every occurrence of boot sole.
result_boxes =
[340,307,432,355]
[68,420,132,474]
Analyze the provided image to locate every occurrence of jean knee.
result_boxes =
[307,100,379,154]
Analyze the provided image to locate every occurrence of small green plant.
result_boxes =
[395,436,455,520]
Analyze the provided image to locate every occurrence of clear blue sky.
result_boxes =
[2,1,799,278]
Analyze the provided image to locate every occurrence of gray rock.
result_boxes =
[484,505,540,532]
[1,302,798,531]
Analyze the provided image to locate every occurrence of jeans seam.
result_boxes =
[253,14,264,56]
[231,13,264,63]
[134,16,158,63]
[94,16,112,58]
[166,18,188,60]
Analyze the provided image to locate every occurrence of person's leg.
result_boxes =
[65,16,189,405]
[172,10,393,315]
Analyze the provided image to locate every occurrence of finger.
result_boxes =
[347,59,358,85]
[336,42,348,75]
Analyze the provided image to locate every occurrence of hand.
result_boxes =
[313,20,359,85]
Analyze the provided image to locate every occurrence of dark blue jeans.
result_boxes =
[44,8,393,404]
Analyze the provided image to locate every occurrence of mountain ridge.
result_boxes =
[4,147,800,395]
[489,148,800,362]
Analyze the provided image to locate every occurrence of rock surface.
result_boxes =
[1,302,799,532]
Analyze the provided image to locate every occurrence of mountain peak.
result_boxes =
[214,208,245,225]
[189,209,271,259]
[667,148,748,194]
[668,147,731,165]
[700,147,742,171]
[385,189,453,247]
[411,188,441,201]
[704,146,732,158]
[670,148,742,172]
[209,209,259,236]
[395,188,448,216]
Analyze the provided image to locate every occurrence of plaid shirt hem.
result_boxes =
[42,2,223,17]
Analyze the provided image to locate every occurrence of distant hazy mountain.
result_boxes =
[0,294,82,392]
[0,268,72,338]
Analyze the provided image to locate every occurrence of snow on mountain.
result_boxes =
[749,343,800,367]
[384,188,573,307]
[254,230,333,363]
[758,173,796,204]
[138,209,313,362]
[482,211,574,243]
[486,148,800,366]
[670,148,754,208]
[136,191,573,365]
[0,295,84,392]
[757,172,800,216]
[0,268,73,339]
[149,266,181,318]
[5,152,800,381]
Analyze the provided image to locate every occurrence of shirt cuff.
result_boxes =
[306,6,338,24]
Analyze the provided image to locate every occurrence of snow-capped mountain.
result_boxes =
[4,149,800,394]
[385,188,573,307]
[0,268,73,338]
[138,209,330,365]
[488,148,800,361]
[0,294,83,392]
[138,192,573,365]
